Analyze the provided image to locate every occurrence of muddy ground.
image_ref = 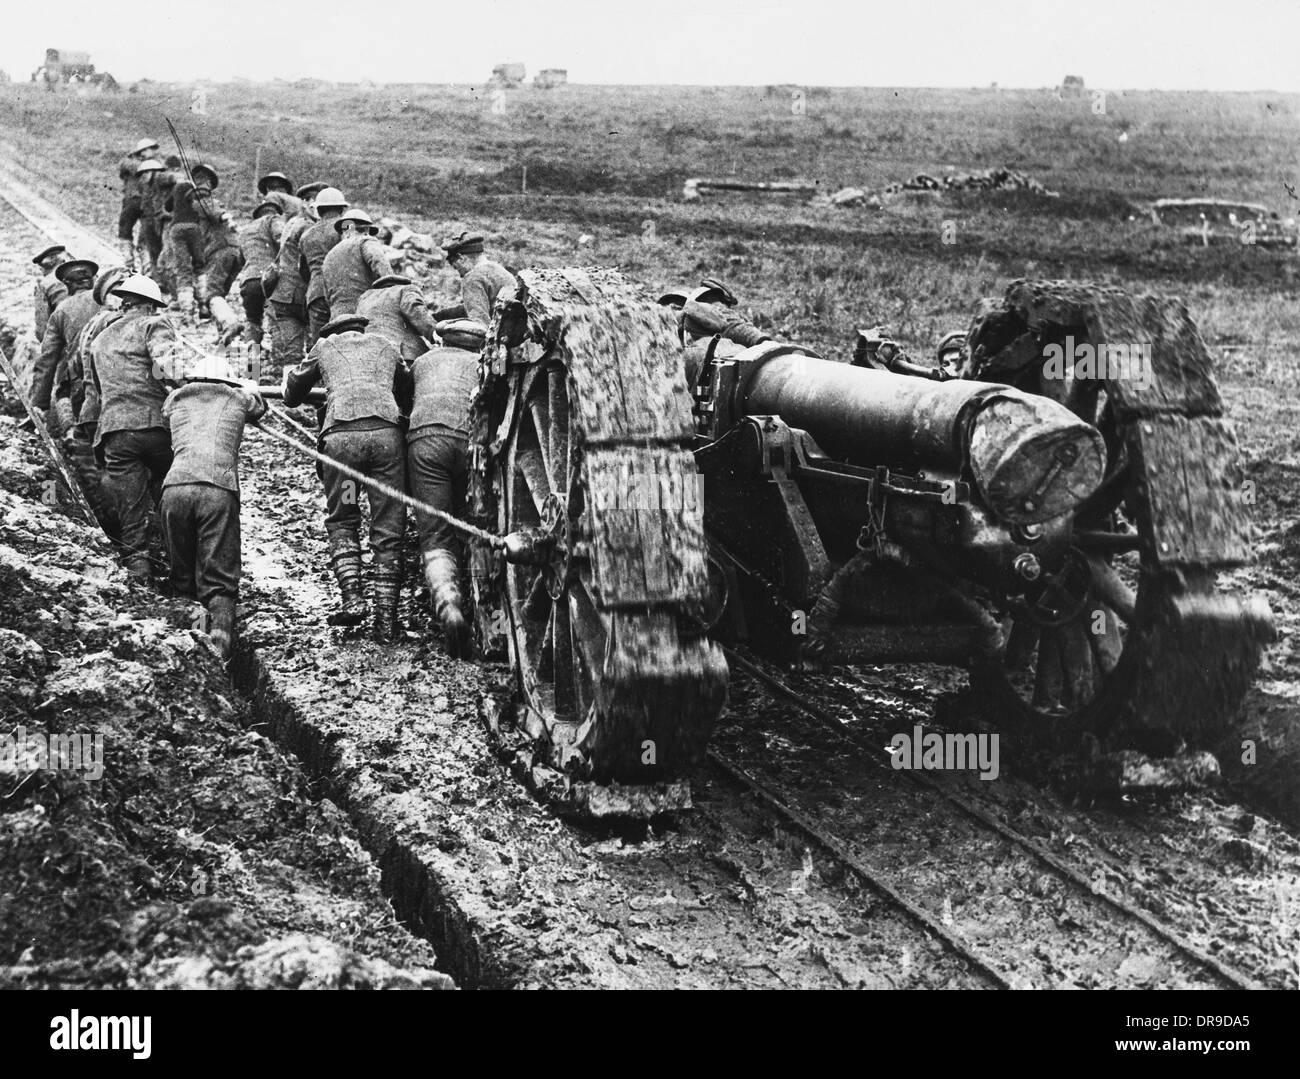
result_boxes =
[1,144,1299,988]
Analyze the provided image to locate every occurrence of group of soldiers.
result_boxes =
[24,136,520,659]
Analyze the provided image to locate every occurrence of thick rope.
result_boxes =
[252,411,504,549]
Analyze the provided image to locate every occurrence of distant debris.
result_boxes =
[491,62,526,87]
[828,187,881,210]
[535,69,567,89]
[882,167,1058,198]
[1150,198,1297,248]
[1061,75,1085,97]
[683,177,819,201]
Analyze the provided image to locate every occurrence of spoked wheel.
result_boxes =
[973,284,1273,752]
[986,382,1149,743]
[487,268,729,809]
[502,361,601,762]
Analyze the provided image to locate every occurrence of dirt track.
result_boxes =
[1,164,1299,990]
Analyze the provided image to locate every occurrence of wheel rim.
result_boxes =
[989,381,1146,736]
[503,361,607,765]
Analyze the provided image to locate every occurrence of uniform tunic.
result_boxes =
[160,382,266,605]
[406,345,478,554]
[283,331,410,564]
[34,273,68,343]
[356,282,438,363]
[460,258,516,326]
[33,289,100,409]
[87,308,181,569]
[321,235,392,316]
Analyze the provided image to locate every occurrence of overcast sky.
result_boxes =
[3,0,1299,91]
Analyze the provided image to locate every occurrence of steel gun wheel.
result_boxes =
[477,268,729,815]
[968,280,1273,751]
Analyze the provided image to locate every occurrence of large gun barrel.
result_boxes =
[729,348,1105,524]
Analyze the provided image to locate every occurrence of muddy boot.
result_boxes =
[422,548,468,658]
[119,238,138,273]
[207,596,236,660]
[371,563,403,644]
[327,534,368,626]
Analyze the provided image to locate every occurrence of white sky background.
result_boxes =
[2,0,1298,91]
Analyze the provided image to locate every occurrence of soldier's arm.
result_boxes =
[270,217,285,244]
[462,275,493,327]
[242,388,268,425]
[78,343,102,431]
[31,310,65,408]
[144,318,185,382]
[362,238,393,281]
[398,285,440,341]
[282,346,323,408]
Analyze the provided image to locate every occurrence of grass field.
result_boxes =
[3,79,1299,361]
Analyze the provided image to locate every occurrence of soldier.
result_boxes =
[32,244,72,342]
[298,187,349,348]
[63,266,129,431]
[32,258,99,418]
[265,182,325,370]
[136,159,169,279]
[282,315,410,642]
[356,273,438,363]
[256,171,303,217]
[322,210,392,318]
[403,319,483,657]
[159,356,266,659]
[195,188,247,346]
[58,266,129,534]
[165,162,221,322]
[441,232,516,327]
[86,274,181,579]
[152,154,185,297]
[117,137,160,270]
[234,201,284,373]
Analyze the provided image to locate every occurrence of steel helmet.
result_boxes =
[111,274,166,307]
[92,266,129,306]
[133,137,160,155]
[191,163,220,189]
[136,159,164,175]
[313,187,349,211]
[257,171,294,195]
[334,208,376,234]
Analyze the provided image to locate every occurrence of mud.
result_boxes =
[1,162,1298,992]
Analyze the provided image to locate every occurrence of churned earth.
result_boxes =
[1,85,1299,987]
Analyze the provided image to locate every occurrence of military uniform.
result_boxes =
[356,275,438,363]
[165,179,210,297]
[87,307,181,576]
[283,321,410,640]
[34,272,68,344]
[160,381,266,658]
[404,331,480,657]
[197,199,246,335]
[321,234,392,317]
[298,216,343,348]
[460,258,516,326]
[116,156,144,243]
[267,208,317,367]
[235,211,283,357]
[34,289,100,411]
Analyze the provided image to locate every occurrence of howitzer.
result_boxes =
[469,269,1273,816]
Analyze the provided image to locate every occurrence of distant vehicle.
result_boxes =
[1061,74,1085,97]
[31,48,117,91]
[535,68,567,89]
[491,62,526,87]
